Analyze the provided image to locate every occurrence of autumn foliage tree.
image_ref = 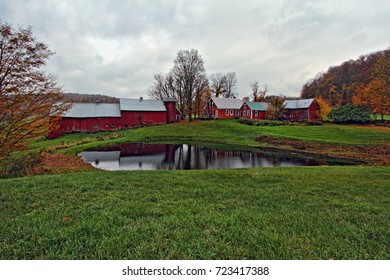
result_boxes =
[266,96,286,120]
[0,23,67,160]
[301,48,390,106]
[315,97,332,120]
[352,52,390,120]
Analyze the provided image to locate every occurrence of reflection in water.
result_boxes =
[78,143,346,171]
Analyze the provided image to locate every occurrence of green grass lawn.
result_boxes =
[2,120,389,259]
[372,114,390,121]
[31,120,390,156]
[1,167,389,259]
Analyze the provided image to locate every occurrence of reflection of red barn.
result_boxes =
[283,98,319,121]
[52,98,180,138]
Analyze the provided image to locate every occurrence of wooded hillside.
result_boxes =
[301,48,390,107]
[62,93,119,103]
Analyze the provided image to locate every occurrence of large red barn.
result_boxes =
[51,98,179,138]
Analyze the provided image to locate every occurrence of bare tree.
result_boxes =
[210,73,227,97]
[225,72,237,98]
[172,49,207,121]
[148,73,175,100]
[209,72,238,98]
[250,81,268,102]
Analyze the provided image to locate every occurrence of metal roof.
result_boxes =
[120,98,167,112]
[162,97,177,102]
[211,97,243,109]
[245,101,268,111]
[62,103,121,118]
[283,98,315,109]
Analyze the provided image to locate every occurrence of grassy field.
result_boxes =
[32,120,390,156]
[1,167,389,259]
[1,120,389,259]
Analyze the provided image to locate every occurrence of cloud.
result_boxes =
[0,0,389,98]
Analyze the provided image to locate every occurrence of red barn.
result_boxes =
[283,98,319,121]
[119,98,168,127]
[205,97,243,119]
[57,103,122,134]
[239,101,268,120]
[52,98,179,137]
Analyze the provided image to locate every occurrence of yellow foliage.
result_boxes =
[315,97,332,120]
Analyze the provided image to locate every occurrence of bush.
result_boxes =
[239,119,323,126]
[0,151,42,178]
[257,120,287,126]
[328,104,371,124]
[239,118,248,124]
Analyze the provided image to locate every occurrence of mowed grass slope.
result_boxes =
[1,167,389,259]
[32,120,390,156]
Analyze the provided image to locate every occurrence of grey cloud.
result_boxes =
[1,0,389,98]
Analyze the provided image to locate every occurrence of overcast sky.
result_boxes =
[1,0,389,99]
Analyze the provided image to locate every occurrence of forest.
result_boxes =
[301,48,390,116]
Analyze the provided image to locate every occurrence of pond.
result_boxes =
[78,143,352,171]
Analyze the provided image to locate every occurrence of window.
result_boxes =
[226,110,229,116]
[230,110,233,116]
[236,110,239,116]
[254,111,258,117]
[243,111,246,117]
[247,110,250,117]
[244,104,247,109]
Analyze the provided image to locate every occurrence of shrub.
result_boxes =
[0,151,42,178]
[239,118,247,124]
[328,104,371,124]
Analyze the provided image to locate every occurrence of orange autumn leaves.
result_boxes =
[0,23,68,160]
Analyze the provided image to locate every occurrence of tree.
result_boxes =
[361,79,390,120]
[315,97,332,120]
[250,81,267,102]
[209,73,227,97]
[172,49,207,121]
[365,52,390,120]
[351,52,390,121]
[224,72,238,98]
[300,48,390,106]
[148,73,175,100]
[266,96,286,120]
[209,72,237,98]
[0,23,67,160]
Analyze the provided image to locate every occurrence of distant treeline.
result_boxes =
[300,48,390,106]
[62,93,119,103]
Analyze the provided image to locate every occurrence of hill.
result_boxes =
[300,48,390,106]
[62,93,119,103]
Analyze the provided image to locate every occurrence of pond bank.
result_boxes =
[26,120,390,175]
[257,135,390,166]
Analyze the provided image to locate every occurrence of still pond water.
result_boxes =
[78,143,349,171]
